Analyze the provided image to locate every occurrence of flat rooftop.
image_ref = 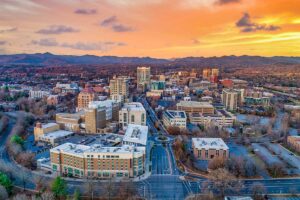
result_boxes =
[190,109,235,119]
[122,102,146,112]
[192,138,229,150]
[177,101,213,108]
[50,142,145,157]
[41,130,73,140]
[164,110,187,119]
[123,124,148,146]
[40,123,58,129]
[89,100,116,109]
[56,111,84,120]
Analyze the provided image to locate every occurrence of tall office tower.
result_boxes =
[85,108,106,133]
[202,68,219,83]
[77,86,96,110]
[202,68,211,80]
[211,68,219,76]
[109,76,129,103]
[221,89,244,111]
[137,66,151,92]
[221,89,238,111]
[210,68,219,83]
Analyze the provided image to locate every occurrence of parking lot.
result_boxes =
[25,133,124,159]
[252,143,300,175]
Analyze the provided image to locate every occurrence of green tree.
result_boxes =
[10,135,24,145]
[0,172,13,194]
[51,176,67,199]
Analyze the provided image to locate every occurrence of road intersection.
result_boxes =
[1,105,300,199]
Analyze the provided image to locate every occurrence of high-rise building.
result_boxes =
[119,102,146,129]
[202,69,211,80]
[109,76,129,103]
[85,108,106,133]
[221,89,244,111]
[137,67,151,91]
[202,68,219,83]
[77,87,96,110]
[89,100,119,122]
[211,68,219,76]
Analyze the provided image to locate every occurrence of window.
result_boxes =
[103,172,110,177]
[123,113,127,122]
[141,113,145,123]
[131,115,135,123]
[205,150,208,158]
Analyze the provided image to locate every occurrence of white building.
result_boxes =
[123,124,148,146]
[55,83,79,94]
[189,109,236,128]
[30,90,50,99]
[162,110,187,129]
[38,130,74,146]
[221,89,244,111]
[109,76,129,103]
[88,100,118,121]
[119,102,146,129]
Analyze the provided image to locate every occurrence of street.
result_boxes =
[2,106,300,199]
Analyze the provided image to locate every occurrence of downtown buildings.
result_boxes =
[202,68,219,83]
[109,76,129,103]
[221,88,245,111]
[137,67,151,92]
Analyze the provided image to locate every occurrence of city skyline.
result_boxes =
[1,0,300,58]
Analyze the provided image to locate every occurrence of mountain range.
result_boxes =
[0,53,300,66]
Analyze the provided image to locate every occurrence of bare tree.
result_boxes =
[12,194,30,200]
[267,163,285,177]
[16,152,37,169]
[105,178,115,200]
[167,126,181,135]
[84,178,95,200]
[186,192,218,200]
[202,168,243,198]
[35,176,51,197]
[40,191,55,200]
[250,183,266,200]
[208,157,225,170]
[118,181,138,199]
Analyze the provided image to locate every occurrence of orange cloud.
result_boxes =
[0,0,300,57]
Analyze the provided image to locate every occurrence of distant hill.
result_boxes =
[0,53,300,66]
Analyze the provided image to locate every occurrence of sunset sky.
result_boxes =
[0,0,300,58]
